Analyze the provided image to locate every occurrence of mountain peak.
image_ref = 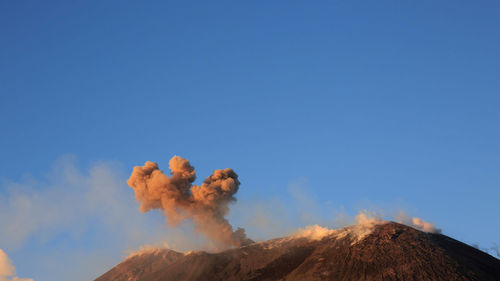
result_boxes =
[96,222,500,281]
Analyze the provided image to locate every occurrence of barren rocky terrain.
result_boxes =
[96,222,500,281]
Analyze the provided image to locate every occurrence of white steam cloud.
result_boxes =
[0,249,33,281]
[292,225,335,241]
[395,212,441,233]
[292,210,387,243]
[289,210,443,247]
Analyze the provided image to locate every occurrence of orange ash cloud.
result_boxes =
[127,156,252,248]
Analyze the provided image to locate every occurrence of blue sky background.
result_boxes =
[1,1,499,280]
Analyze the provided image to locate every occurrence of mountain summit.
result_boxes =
[95,222,500,281]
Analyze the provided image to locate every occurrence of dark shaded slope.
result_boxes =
[97,249,183,281]
[286,222,500,281]
[96,222,500,281]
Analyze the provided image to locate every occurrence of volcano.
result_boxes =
[95,222,500,281]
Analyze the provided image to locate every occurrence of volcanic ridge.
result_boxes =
[95,222,500,281]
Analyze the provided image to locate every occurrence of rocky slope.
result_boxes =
[95,222,500,281]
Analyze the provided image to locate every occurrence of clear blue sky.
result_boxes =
[1,1,499,280]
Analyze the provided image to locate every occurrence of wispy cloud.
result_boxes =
[0,155,208,281]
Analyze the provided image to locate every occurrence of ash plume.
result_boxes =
[127,156,252,248]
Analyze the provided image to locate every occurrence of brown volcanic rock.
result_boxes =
[97,249,183,281]
[95,222,500,281]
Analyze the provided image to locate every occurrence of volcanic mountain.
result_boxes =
[95,222,500,281]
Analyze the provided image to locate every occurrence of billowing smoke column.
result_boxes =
[127,156,253,248]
